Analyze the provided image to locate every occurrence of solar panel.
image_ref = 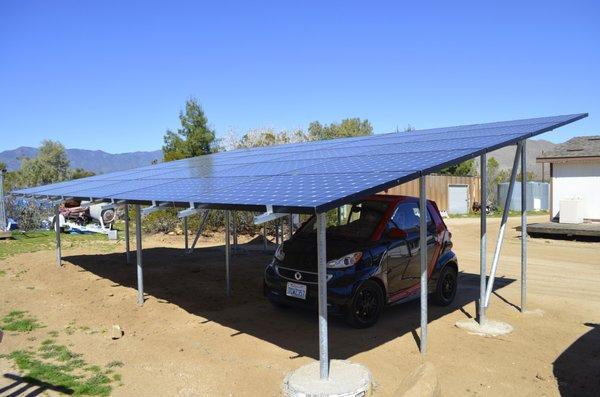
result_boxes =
[13,113,587,213]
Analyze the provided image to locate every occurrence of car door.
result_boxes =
[398,203,437,289]
[385,203,417,296]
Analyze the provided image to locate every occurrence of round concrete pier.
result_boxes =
[283,360,372,397]
[455,319,513,337]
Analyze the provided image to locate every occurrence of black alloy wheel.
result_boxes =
[345,280,384,328]
[433,265,457,306]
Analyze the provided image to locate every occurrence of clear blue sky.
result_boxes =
[1,1,598,153]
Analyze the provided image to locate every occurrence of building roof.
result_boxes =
[14,114,586,214]
[537,135,600,162]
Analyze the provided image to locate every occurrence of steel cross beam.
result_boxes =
[419,175,428,354]
[187,210,210,253]
[316,212,329,379]
[484,142,523,307]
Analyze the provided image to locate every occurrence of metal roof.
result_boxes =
[14,113,587,213]
[537,134,600,161]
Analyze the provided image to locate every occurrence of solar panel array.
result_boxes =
[14,113,587,213]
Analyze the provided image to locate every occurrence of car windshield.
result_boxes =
[297,199,391,242]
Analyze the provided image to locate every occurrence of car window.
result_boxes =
[390,202,432,232]
[298,199,390,242]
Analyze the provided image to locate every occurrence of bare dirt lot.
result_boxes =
[1,215,599,396]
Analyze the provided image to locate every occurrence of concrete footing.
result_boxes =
[455,319,514,337]
[283,360,372,397]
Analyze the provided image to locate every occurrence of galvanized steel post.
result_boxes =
[135,204,144,306]
[183,216,189,251]
[419,175,428,354]
[485,143,523,307]
[225,210,231,297]
[232,211,238,252]
[316,212,329,379]
[479,154,487,325]
[124,203,130,264]
[0,168,6,232]
[55,204,62,267]
[521,140,527,312]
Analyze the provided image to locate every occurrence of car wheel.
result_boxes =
[433,265,457,306]
[345,280,384,328]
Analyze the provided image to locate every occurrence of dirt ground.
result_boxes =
[1,215,599,396]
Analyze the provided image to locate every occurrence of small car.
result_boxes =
[263,194,458,328]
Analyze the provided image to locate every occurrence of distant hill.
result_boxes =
[0,146,162,174]
[486,139,556,180]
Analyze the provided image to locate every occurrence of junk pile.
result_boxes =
[53,199,119,235]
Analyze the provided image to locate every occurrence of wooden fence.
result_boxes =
[381,175,481,212]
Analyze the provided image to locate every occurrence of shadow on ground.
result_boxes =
[553,322,600,396]
[0,374,73,396]
[64,242,514,360]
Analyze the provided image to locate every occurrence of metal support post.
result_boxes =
[135,204,144,306]
[337,207,342,226]
[316,212,329,379]
[262,225,267,252]
[225,210,231,297]
[124,203,131,264]
[419,175,428,354]
[275,221,280,245]
[288,213,293,239]
[232,211,238,252]
[183,216,189,251]
[55,204,62,267]
[521,140,527,312]
[484,143,523,307]
[0,168,6,231]
[479,154,487,325]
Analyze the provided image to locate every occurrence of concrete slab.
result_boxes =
[283,359,372,397]
[455,319,514,337]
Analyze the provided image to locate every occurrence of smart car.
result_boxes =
[263,194,458,328]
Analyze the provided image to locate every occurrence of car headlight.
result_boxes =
[274,245,285,261]
[326,252,363,269]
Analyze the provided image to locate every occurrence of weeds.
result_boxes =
[3,339,121,396]
[1,310,43,332]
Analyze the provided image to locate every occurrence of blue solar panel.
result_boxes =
[13,113,587,213]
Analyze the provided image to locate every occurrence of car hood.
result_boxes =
[279,235,372,272]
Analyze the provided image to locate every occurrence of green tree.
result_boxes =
[19,140,70,187]
[232,128,307,149]
[69,168,95,179]
[307,118,373,141]
[439,159,475,176]
[163,98,216,161]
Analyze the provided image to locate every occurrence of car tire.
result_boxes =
[345,280,384,328]
[433,265,457,306]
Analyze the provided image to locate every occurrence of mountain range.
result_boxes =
[0,147,162,174]
[0,139,556,179]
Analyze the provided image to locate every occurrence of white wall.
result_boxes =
[552,162,600,220]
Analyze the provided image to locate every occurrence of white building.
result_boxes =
[538,135,600,222]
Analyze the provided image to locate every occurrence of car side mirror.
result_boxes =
[387,227,407,239]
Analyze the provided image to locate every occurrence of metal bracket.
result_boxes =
[141,201,170,216]
[177,202,201,218]
[254,205,288,225]
[100,199,126,210]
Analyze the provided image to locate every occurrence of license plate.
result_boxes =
[286,282,307,300]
